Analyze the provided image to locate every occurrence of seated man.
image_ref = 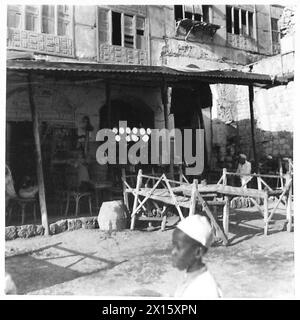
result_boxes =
[172,215,222,298]
[236,154,252,187]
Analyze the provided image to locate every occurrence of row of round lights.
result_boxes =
[112,127,152,135]
[112,127,152,142]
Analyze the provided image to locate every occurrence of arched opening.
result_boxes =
[97,98,155,185]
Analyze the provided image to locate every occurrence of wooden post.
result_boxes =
[222,168,227,186]
[279,159,283,189]
[130,169,143,230]
[263,192,269,236]
[223,196,230,237]
[286,173,292,232]
[189,179,198,216]
[27,72,49,236]
[161,82,174,181]
[163,175,184,220]
[257,176,262,191]
[121,168,129,211]
[248,85,258,169]
[161,205,167,231]
[195,191,228,245]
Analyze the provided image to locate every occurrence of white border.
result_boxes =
[1,0,299,301]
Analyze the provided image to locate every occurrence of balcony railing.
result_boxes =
[7,27,74,58]
[227,32,257,52]
[98,44,148,65]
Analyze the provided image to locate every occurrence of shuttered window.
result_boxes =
[7,5,22,29]
[174,5,211,22]
[7,5,72,36]
[98,8,146,50]
[57,5,71,36]
[124,14,134,48]
[42,5,55,34]
[136,16,145,50]
[271,17,279,44]
[25,5,39,32]
[98,8,110,43]
[226,6,255,39]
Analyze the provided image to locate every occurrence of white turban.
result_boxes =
[177,215,214,248]
[239,154,247,160]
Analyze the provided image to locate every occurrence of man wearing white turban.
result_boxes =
[172,214,222,298]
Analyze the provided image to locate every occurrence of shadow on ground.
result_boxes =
[5,242,127,294]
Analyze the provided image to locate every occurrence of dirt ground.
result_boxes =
[5,205,294,298]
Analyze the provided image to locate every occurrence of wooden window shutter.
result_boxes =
[98,8,109,43]
[124,14,134,48]
[7,5,22,29]
[136,16,145,50]
[25,5,39,32]
[184,5,194,14]
[194,5,203,15]
[57,5,71,36]
[42,5,55,34]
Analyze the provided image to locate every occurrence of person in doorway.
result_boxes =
[172,214,222,299]
[236,154,252,187]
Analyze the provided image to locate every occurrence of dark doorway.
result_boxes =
[6,121,36,191]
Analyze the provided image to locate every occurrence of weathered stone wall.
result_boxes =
[5,216,99,241]
[231,75,294,162]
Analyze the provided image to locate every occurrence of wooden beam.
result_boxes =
[27,72,50,236]
[286,173,293,232]
[248,85,258,169]
[223,196,230,236]
[263,192,269,235]
[130,169,143,230]
[189,179,198,216]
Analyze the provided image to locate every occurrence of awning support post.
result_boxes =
[27,72,49,236]
[248,85,258,170]
[161,81,174,180]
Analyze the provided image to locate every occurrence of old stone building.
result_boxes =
[6,4,293,189]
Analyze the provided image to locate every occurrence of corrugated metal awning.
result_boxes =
[6,59,290,88]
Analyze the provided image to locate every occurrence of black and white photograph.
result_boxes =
[3,1,297,300]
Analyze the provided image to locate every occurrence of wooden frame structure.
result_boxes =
[217,168,293,235]
[122,166,293,246]
[123,169,229,245]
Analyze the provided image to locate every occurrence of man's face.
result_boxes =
[172,229,200,271]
